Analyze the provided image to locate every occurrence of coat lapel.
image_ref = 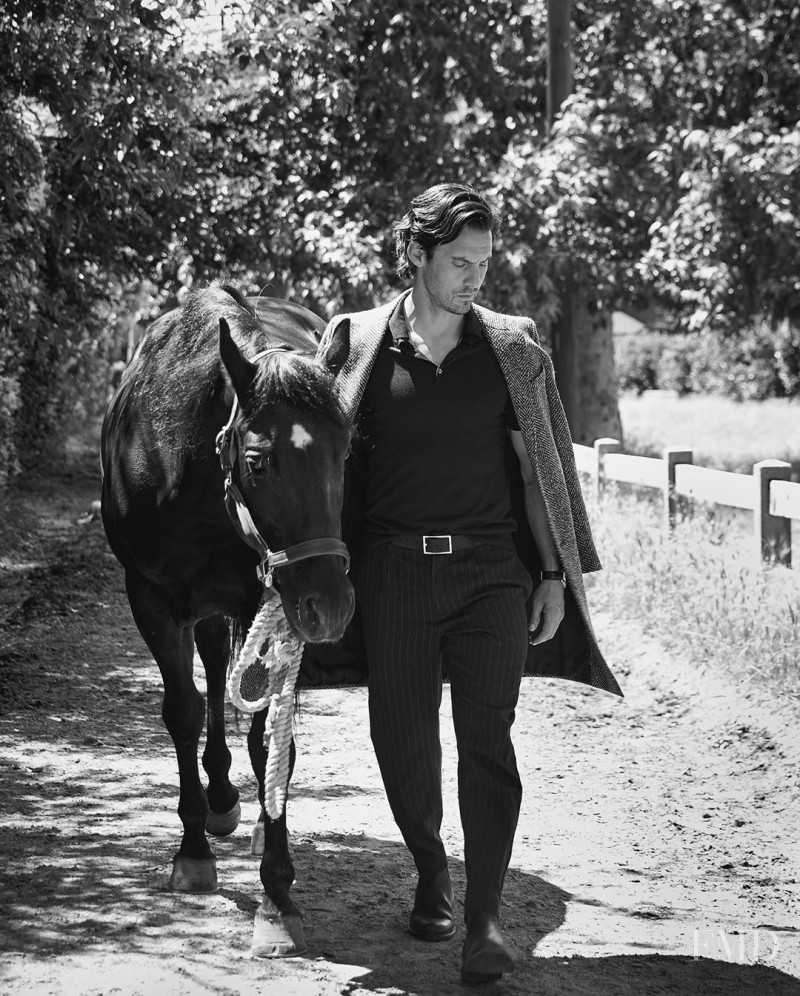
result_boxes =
[326,296,404,421]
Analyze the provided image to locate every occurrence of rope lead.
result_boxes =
[227,592,304,819]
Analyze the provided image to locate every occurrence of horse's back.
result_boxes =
[103,287,325,452]
[247,296,325,353]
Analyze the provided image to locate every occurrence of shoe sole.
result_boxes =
[461,969,504,984]
[408,924,457,942]
[460,952,515,983]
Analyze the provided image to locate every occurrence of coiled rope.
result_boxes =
[227,591,303,819]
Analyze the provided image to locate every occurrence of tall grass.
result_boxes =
[619,392,800,477]
[585,483,800,696]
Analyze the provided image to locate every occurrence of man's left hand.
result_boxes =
[528,581,565,645]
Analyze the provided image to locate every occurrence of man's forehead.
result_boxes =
[440,228,493,258]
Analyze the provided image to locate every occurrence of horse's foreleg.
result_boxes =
[248,710,305,956]
[126,572,216,893]
[195,614,241,837]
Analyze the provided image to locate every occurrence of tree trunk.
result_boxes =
[553,283,622,445]
[547,0,572,138]
[547,1,621,446]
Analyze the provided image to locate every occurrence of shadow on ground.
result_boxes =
[1,423,798,995]
[2,819,795,996]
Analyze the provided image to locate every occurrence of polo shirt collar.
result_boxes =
[388,293,482,347]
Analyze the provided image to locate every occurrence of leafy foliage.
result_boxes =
[487,0,800,394]
[614,331,664,395]
[1,0,798,487]
[0,0,209,482]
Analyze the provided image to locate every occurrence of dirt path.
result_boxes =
[1,421,799,996]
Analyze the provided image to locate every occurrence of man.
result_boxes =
[316,183,620,984]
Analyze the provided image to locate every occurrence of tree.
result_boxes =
[487,0,800,427]
[0,0,210,481]
[2,0,798,491]
[547,0,621,444]
[189,0,545,312]
[0,0,551,484]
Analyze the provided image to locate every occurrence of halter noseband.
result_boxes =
[214,347,350,589]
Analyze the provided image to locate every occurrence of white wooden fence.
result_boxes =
[574,438,800,570]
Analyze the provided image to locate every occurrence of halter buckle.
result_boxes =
[258,561,275,589]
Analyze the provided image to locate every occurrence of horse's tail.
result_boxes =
[228,616,245,668]
[227,616,247,728]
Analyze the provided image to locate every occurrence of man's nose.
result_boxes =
[466,265,484,285]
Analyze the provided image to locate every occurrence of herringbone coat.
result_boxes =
[311,293,622,698]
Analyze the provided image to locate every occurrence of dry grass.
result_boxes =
[619,391,800,476]
[585,483,800,696]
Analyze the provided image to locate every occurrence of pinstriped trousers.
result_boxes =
[354,540,533,919]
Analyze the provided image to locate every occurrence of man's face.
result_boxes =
[413,225,493,315]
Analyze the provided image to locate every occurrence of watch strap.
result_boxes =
[540,570,566,587]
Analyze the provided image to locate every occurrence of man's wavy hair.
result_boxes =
[393,183,498,281]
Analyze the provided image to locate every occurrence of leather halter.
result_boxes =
[214,347,350,589]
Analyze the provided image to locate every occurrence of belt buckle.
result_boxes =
[423,534,452,555]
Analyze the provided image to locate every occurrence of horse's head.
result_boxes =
[219,318,354,642]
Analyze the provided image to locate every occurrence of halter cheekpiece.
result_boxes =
[214,346,350,588]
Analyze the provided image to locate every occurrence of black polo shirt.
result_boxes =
[357,298,520,539]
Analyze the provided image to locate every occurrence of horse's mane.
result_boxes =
[132,286,345,455]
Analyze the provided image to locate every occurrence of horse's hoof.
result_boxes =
[250,820,265,856]
[206,800,242,837]
[169,854,218,893]
[251,900,307,958]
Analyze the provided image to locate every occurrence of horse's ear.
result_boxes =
[219,317,258,398]
[320,318,350,376]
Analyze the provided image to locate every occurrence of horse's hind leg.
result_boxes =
[195,614,241,837]
[126,571,217,893]
[248,710,306,957]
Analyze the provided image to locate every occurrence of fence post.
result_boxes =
[754,460,792,567]
[593,438,621,501]
[663,447,693,533]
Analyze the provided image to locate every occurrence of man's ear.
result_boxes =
[219,317,258,399]
[407,239,426,270]
[320,318,350,376]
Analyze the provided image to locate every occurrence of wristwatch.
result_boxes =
[540,570,566,588]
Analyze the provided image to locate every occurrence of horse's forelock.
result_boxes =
[248,351,348,430]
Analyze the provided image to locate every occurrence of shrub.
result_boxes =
[0,100,47,489]
[655,334,695,395]
[645,319,800,401]
[691,328,782,401]
[615,330,665,394]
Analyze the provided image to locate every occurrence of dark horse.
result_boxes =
[101,284,354,955]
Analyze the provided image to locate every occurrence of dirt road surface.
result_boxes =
[1,422,799,996]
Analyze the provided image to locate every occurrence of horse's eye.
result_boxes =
[245,453,270,476]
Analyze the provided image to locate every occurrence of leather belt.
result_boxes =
[376,534,514,555]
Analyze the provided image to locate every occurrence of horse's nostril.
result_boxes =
[303,596,321,631]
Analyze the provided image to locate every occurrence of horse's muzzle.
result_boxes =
[280,564,355,643]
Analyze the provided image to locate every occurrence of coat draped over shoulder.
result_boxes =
[301,295,622,698]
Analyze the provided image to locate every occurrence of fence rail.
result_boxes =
[575,438,800,569]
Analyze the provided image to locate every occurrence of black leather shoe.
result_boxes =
[461,913,515,984]
[408,868,455,941]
